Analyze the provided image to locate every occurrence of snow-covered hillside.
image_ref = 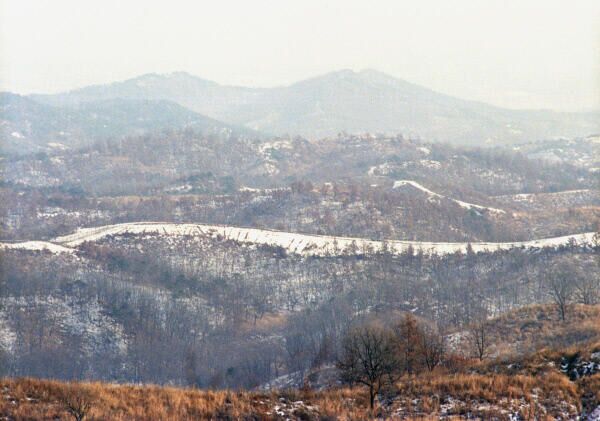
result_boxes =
[2,222,589,257]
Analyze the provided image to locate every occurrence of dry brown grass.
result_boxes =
[238,312,290,334]
[3,306,599,420]
[2,379,262,420]
[457,304,600,358]
[1,370,593,420]
[578,373,600,414]
[393,371,580,418]
[0,378,375,420]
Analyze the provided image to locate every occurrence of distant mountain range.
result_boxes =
[2,69,599,151]
[0,92,255,154]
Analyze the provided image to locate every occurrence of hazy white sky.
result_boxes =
[1,0,599,111]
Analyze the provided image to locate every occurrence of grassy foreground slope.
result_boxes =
[1,370,598,420]
[2,304,599,420]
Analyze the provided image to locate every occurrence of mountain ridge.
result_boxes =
[0,92,260,155]
[28,69,600,145]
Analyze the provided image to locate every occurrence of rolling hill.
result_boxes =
[1,221,595,257]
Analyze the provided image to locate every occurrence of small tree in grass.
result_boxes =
[337,325,400,410]
[59,384,94,421]
[469,316,488,361]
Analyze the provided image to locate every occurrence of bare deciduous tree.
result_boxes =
[59,385,94,421]
[469,317,488,361]
[418,323,445,371]
[573,263,599,305]
[546,264,576,322]
[337,325,400,410]
[394,314,421,374]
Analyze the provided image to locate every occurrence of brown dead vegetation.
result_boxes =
[0,378,376,420]
[2,305,599,420]
[1,368,596,421]
[458,304,600,358]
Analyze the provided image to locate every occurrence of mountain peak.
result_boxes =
[131,71,215,87]
[297,68,411,88]
[330,68,357,77]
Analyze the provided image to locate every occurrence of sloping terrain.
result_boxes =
[448,304,600,358]
[393,180,506,214]
[2,322,599,420]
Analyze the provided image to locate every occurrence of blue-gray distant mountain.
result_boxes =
[31,70,599,145]
[1,92,255,155]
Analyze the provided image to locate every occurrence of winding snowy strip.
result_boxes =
[393,180,506,214]
[52,222,596,257]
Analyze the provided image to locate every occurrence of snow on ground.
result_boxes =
[368,162,394,176]
[1,296,128,355]
[261,371,302,390]
[393,180,506,214]
[261,364,338,391]
[418,159,441,170]
[239,186,291,193]
[52,222,595,257]
[0,241,74,254]
[47,142,68,150]
[589,405,600,421]
[495,189,595,202]
[393,180,444,198]
[239,186,262,193]
[0,310,17,353]
[445,330,470,353]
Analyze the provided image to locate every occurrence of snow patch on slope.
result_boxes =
[1,296,128,355]
[393,180,506,215]
[0,310,17,353]
[0,241,74,254]
[497,189,595,202]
